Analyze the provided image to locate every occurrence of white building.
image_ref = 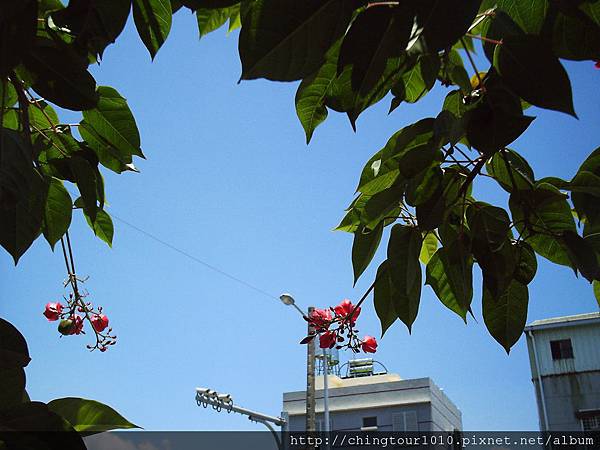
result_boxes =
[282,359,462,432]
[525,312,600,431]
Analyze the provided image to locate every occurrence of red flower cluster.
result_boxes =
[302,299,377,354]
[43,295,115,352]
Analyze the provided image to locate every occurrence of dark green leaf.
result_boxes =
[393,53,440,107]
[50,0,131,58]
[426,237,473,321]
[594,280,600,307]
[486,149,535,192]
[373,260,396,337]
[0,0,37,77]
[42,177,72,249]
[514,241,537,285]
[405,165,442,206]
[28,101,59,131]
[352,223,383,285]
[132,0,173,59]
[23,38,99,111]
[69,154,97,221]
[410,0,482,53]
[480,10,524,63]
[47,397,140,435]
[510,183,576,267]
[416,186,445,231]
[563,230,600,282]
[483,0,548,34]
[84,208,114,246]
[483,279,528,353]
[387,224,422,332]
[0,318,30,369]
[338,6,413,96]
[0,80,17,108]
[467,202,515,297]
[494,34,576,116]
[239,0,354,81]
[0,368,26,413]
[552,8,600,61]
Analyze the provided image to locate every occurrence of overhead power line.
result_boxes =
[110,213,280,302]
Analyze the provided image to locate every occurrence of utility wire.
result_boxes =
[109,213,280,302]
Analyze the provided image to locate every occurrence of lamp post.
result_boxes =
[279,294,330,438]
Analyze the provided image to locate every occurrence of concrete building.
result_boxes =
[525,312,600,431]
[282,359,462,432]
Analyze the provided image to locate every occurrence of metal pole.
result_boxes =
[322,347,330,450]
[306,306,316,432]
[528,330,550,431]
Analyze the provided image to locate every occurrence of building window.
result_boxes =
[582,415,600,431]
[362,416,377,428]
[550,339,574,360]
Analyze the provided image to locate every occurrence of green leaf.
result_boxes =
[410,0,482,53]
[0,131,48,263]
[80,86,143,173]
[486,149,535,192]
[0,80,17,107]
[593,280,600,307]
[47,397,140,435]
[479,10,524,63]
[405,165,442,207]
[0,0,37,77]
[338,6,413,96]
[392,54,440,108]
[426,238,473,321]
[0,367,26,412]
[132,0,172,59]
[373,260,396,337]
[563,230,600,283]
[514,241,537,285]
[352,224,383,285]
[50,0,131,58]
[84,208,114,246]
[552,8,600,61]
[239,0,354,81]
[387,224,422,332]
[483,279,528,353]
[493,34,576,117]
[357,118,435,195]
[295,40,340,143]
[22,38,99,111]
[28,100,59,131]
[482,0,548,34]
[467,202,515,297]
[196,3,240,38]
[69,154,98,222]
[0,318,30,369]
[42,177,72,249]
[510,183,576,268]
[419,232,438,265]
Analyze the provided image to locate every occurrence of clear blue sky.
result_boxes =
[2,10,600,431]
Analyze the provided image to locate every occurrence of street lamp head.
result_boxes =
[279,293,296,306]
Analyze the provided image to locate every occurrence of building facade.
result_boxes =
[525,312,600,431]
[282,368,462,432]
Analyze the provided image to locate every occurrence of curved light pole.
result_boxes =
[279,293,330,440]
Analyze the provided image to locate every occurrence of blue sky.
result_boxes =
[2,10,600,431]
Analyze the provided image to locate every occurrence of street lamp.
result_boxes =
[279,293,330,440]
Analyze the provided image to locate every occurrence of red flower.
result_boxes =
[91,314,109,333]
[308,308,332,331]
[43,302,63,321]
[319,331,337,349]
[361,335,378,353]
[595,60,600,69]
[334,299,361,325]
